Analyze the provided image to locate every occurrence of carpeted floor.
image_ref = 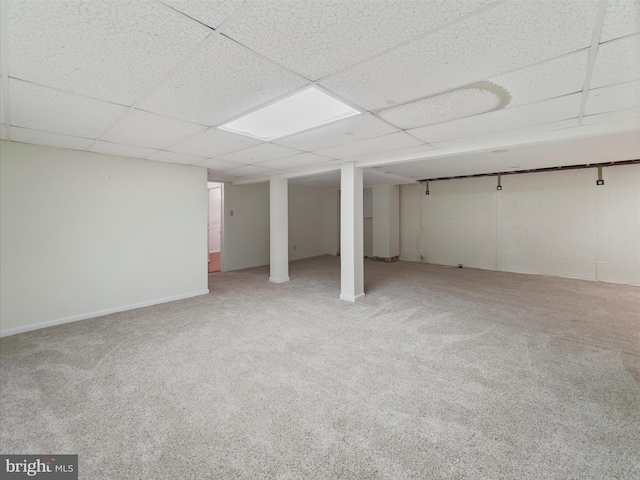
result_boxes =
[1,255,639,479]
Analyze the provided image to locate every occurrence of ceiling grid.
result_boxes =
[0,0,637,186]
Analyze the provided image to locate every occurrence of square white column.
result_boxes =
[269,176,289,283]
[340,163,365,302]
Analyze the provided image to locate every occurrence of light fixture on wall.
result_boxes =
[219,87,360,141]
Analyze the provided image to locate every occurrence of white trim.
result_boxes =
[339,293,366,303]
[269,276,290,284]
[208,249,221,254]
[0,289,210,338]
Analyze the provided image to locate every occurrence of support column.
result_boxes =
[269,176,289,283]
[340,163,365,302]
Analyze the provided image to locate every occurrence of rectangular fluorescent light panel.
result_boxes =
[219,87,360,141]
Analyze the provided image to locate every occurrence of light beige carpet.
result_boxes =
[1,256,639,479]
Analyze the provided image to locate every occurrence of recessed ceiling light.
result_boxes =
[219,87,360,141]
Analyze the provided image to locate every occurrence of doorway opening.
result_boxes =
[207,182,223,273]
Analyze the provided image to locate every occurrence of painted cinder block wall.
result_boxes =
[400,164,640,285]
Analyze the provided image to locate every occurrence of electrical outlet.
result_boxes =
[229,210,234,216]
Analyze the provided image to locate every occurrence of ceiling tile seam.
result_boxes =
[578,0,610,125]
[424,115,582,146]
[219,32,315,83]
[214,1,259,33]
[316,0,511,84]
[363,46,591,118]
[156,0,216,30]
[403,130,436,150]
[1,0,11,140]
[87,29,224,152]
[584,107,640,118]
[588,78,640,92]
[216,142,304,164]
[366,170,417,184]
[250,152,338,167]
[376,90,584,142]
[7,76,133,108]
[598,30,640,45]
[3,125,96,142]
[355,120,639,170]
[192,159,247,169]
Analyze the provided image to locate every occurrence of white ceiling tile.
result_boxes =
[147,150,208,165]
[590,34,640,89]
[217,143,301,165]
[488,50,589,108]
[364,169,418,184]
[349,144,436,164]
[9,80,129,138]
[196,159,246,171]
[8,1,211,105]
[320,0,598,110]
[258,152,334,170]
[160,0,246,29]
[377,83,506,130]
[101,109,207,149]
[600,0,640,42]
[409,93,582,144]
[137,35,309,126]
[582,107,640,125]
[223,165,277,177]
[285,160,343,172]
[274,113,398,151]
[289,171,341,188]
[584,81,640,115]
[10,126,93,150]
[223,0,499,80]
[167,127,262,157]
[430,119,580,149]
[88,141,158,159]
[315,132,424,160]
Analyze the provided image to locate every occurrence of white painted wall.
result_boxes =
[289,185,339,261]
[399,164,640,285]
[223,182,339,271]
[372,184,400,258]
[0,141,208,336]
[223,182,271,271]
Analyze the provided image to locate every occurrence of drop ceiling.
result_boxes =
[0,0,638,188]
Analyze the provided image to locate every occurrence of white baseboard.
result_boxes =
[269,276,290,284]
[0,289,210,338]
[339,292,366,302]
[208,250,220,254]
